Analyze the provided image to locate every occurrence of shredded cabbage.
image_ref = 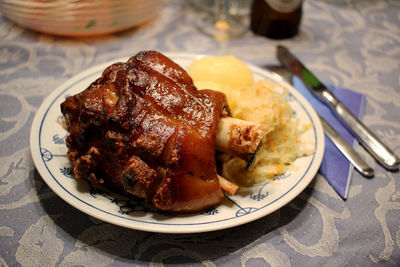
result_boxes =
[219,79,314,186]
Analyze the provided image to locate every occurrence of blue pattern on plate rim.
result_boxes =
[37,54,319,226]
[52,133,67,145]
[59,167,74,178]
[40,147,53,162]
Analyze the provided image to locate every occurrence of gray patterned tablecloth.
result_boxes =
[1,0,399,266]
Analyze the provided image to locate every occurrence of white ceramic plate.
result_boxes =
[30,53,324,234]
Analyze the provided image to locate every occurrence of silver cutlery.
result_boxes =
[276,45,400,170]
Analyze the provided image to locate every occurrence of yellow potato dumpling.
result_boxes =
[188,55,254,90]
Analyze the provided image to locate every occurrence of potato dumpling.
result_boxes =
[188,55,254,90]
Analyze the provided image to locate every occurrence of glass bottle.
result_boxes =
[250,0,303,39]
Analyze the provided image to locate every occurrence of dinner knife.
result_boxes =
[266,65,374,177]
[277,45,400,170]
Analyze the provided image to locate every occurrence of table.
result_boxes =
[1,0,399,266]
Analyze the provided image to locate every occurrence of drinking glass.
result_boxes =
[196,0,248,40]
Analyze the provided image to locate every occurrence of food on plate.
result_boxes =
[188,55,315,186]
[188,55,254,89]
[60,51,267,213]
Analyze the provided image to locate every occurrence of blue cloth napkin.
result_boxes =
[292,76,366,199]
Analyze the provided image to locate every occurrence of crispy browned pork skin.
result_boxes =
[61,51,267,213]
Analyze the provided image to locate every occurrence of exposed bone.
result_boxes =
[217,175,239,195]
[216,117,269,156]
